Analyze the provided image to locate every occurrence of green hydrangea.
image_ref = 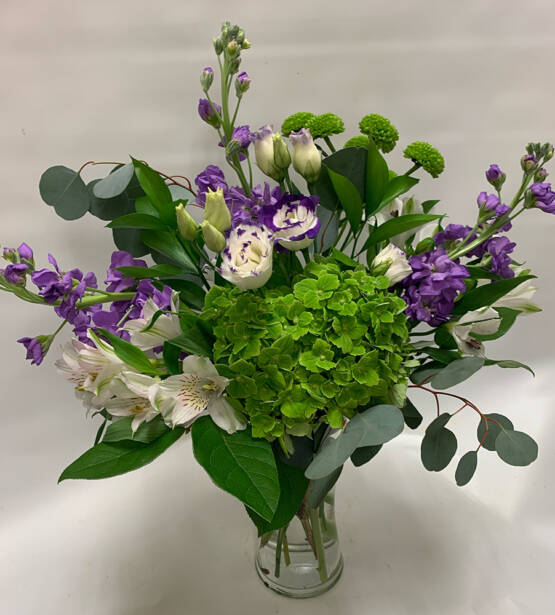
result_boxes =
[344,135,369,148]
[306,113,345,139]
[403,141,445,178]
[281,112,316,137]
[202,258,413,441]
[358,114,399,153]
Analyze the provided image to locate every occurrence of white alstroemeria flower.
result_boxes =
[374,197,430,247]
[220,224,273,290]
[153,356,245,434]
[493,278,540,313]
[105,372,160,432]
[448,307,500,356]
[123,294,182,351]
[371,244,412,286]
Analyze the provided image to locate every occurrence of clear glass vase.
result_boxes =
[254,487,344,598]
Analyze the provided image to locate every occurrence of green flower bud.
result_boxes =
[359,114,399,153]
[225,139,243,159]
[281,112,316,137]
[200,67,214,92]
[414,237,436,254]
[176,202,198,241]
[227,40,239,56]
[344,135,369,148]
[403,141,445,178]
[201,221,226,252]
[306,113,345,139]
[544,144,554,161]
[241,38,251,49]
[236,29,245,45]
[272,133,291,170]
[204,188,232,232]
[213,38,224,55]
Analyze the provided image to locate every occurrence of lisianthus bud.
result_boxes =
[204,188,232,232]
[371,244,412,286]
[198,98,221,128]
[521,154,537,172]
[485,164,506,189]
[289,128,321,183]
[220,225,273,290]
[535,167,548,182]
[176,203,198,241]
[201,221,226,252]
[252,125,283,180]
[272,133,291,170]
[200,67,214,92]
[235,71,251,96]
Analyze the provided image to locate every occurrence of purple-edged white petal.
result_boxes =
[263,196,320,251]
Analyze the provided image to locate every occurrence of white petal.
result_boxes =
[208,397,246,434]
[181,355,220,379]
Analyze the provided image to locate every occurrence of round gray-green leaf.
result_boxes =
[476,413,514,451]
[346,404,405,447]
[93,163,134,199]
[455,451,478,486]
[421,427,457,471]
[430,357,484,390]
[39,165,90,220]
[495,430,538,467]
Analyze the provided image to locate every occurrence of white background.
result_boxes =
[1,1,554,613]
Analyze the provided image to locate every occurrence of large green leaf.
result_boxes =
[400,398,423,429]
[350,444,382,467]
[163,278,206,310]
[421,425,457,471]
[324,146,367,200]
[452,275,536,314]
[93,163,134,199]
[476,413,514,451]
[365,138,389,215]
[102,415,170,444]
[112,227,150,258]
[96,329,163,376]
[309,167,339,212]
[88,179,133,221]
[141,230,197,272]
[132,158,176,225]
[191,417,280,522]
[108,213,169,231]
[363,214,442,250]
[39,165,90,220]
[430,357,484,390]
[246,457,308,535]
[116,264,184,280]
[327,168,363,232]
[167,322,214,358]
[377,175,419,209]
[59,428,184,481]
[455,451,478,486]
[495,430,538,467]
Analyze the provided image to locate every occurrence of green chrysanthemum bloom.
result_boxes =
[403,141,445,178]
[344,135,369,148]
[358,114,399,153]
[306,113,345,139]
[281,112,316,137]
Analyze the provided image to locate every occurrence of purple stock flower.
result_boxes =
[477,191,510,219]
[195,165,228,205]
[18,243,33,261]
[434,224,473,247]
[17,336,47,366]
[521,154,537,171]
[401,248,469,326]
[485,236,516,278]
[2,263,28,284]
[485,164,505,185]
[530,182,555,213]
[105,251,147,292]
[198,98,221,127]
[218,125,251,161]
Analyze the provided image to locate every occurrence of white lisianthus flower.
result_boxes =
[374,197,430,247]
[289,128,321,183]
[371,244,412,286]
[448,307,501,356]
[220,224,273,290]
[493,278,541,313]
[262,195,321,251]
[153,356,245,434]
[123,294,182,351]
[252,124,281,180]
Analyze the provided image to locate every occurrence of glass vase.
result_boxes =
[254,487,344,598]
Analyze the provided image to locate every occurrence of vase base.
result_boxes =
[255,554,344,599]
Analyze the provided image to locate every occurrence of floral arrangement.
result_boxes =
[2,22,552,596]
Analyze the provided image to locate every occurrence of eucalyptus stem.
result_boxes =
[275,527,285,578]
[308,508,328,583]
[282,529,291,566]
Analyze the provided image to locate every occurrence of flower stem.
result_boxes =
[324,136,336,153]
[308,508,328,583]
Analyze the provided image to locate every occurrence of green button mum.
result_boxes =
[358,114,399,153]
[281,112,316,137]
[403,141,445,178]
[306,113,345,139]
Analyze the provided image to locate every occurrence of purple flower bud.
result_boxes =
[521,154,537,172]
[485,164,506,189]
[535,167,548,182]
[235,71,251,95]
[17,335,48,366]
[198,98,221,128]
[530,182,555,213]
[477,191,500,211]
[200,67,214,92]
[2,247,17,263]
[2,263,28,284]
[17,242,34,262]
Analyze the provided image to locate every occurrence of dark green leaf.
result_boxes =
[108,213,169,230]
[275,436,314,470]
[132,158,176,225]
[426,412,452,435]
[162,341,182,375]
[93,163,134,199]
[421,199,439,214]
[316,205,339,252]
[421,426,457,471]
[377,176,419,209]
[466,266,503,281]
[401,398,423,429]
[473,308,518,341]
[323,146,367,200]
[141,230,196,272]
[420,346,460,364]
[135,195,160,217]
[102,415,170,444]
[164,279,206,311]
[331,248,358,268]
[365,138,389,215]
[347,404,405,447]
[88,179,133,221]
[306,466,343,509]
[485,358,535,376]
[434,326,458,350]
[350,444,382,467]
[309,167,339,212]
[495,430,538,467]
[167,323,214,358]
[191,417,280,522]
[363,214,442,250]
[112,227,150,257]
[304,430,361,479]
[116,264,184,280]
[409,361,443,384]
[455,451,478,486]
[327,168,363,232]
[477,413,514,451]
[59,428,184,481]
[430,357,484,390]
[96,329,162,376]
[452,275,536,314]
[39,165,89,220]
